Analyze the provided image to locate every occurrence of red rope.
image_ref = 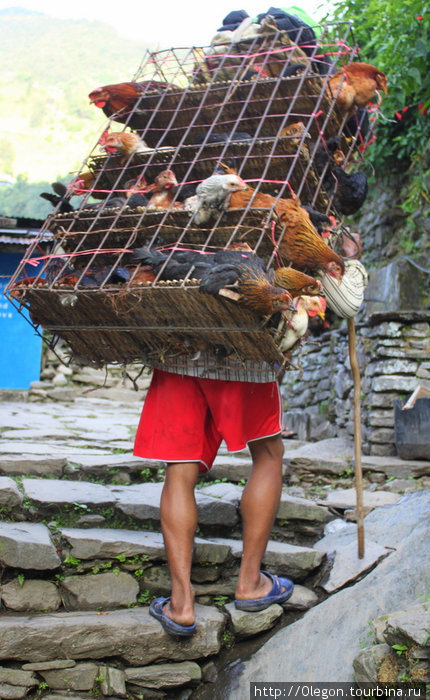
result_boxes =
[23,249,134,267]
[270,220,282,267]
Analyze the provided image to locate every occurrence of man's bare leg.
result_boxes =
[159,461,200,625]
[235,434,285,601]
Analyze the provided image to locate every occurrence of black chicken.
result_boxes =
[344,108,370,140]
[132,246,261,283]
[191,131,253,145]
[326,166,369,215]
[55,266,130,288]
[301,205,331,234]
[200,255,295,317]
[40,182,73,214]
[132,247,213,280]
[199,253,266,294]
[313,137,344,179]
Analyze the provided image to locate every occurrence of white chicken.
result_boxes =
[194,173,247,225]
[276,295,326,353]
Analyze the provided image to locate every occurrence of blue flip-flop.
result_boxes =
[149,597,197,637]
[234,570,294,612]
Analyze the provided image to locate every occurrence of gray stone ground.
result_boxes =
[1,396,430,697]
[225,490,430,697]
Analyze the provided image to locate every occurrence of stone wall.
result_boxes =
[281,311,430,456]
[28,342,151,404]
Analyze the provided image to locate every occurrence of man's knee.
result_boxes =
[249,434,284,464]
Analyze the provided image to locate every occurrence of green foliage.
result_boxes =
[0,8,153,198]
[222,630,235,649]
[392,644,409,655]
[37,681,49,695]
[212,595,229,606]
[327,0,430,170]
[64,555,81,566]
[137,589,153,604]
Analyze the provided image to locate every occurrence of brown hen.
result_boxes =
[328,62,388,117]
[222,165,345,277]
[276,199,345,277]
[230,260,295,317]
[88,80,176,129]
[273,267,323,296]
[99,129,149,162]
[146,169,182,210]
[68,171,104,199]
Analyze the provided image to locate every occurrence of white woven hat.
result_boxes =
[318,259,368,318]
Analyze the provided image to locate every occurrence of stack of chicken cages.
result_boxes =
[6,19,381,373]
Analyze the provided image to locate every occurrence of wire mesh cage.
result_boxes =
[6,18,380,370]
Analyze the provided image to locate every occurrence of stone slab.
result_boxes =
[373,375,430,393]
[110,483,239,526]
[22,479,115,506]
[0,477,23,507]
[0,667,37,687]
[226,491,430,694]
[277,493,333,523]
[22,661,76,671]
[378,605,430,647]
[209,537,324,580]
[39,663,99,691]
[320,489,401,509]
[281,585,318,611]
[59,528,231,564]
[144,565,237,597]
[0,443,108,456]
[0,606,225,665]
[125,661,201,689]
[0,579,61,612]
[0,522,61,570]
[0,455,67,477]
[61,572,139,610]
[198,483,244,506]
[225,602,283,637]
[286,438,354,474]
[316,539,390,593]
[67,454,157,472]
[288,450,430,479]
[98,665,126,697]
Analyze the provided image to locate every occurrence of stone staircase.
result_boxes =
[0,397,332,699]
[1,398,430,698]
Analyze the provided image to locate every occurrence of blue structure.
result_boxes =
[0,218,47,389]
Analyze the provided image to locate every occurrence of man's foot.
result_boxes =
[149,597,197,637]
[234,571,294,612]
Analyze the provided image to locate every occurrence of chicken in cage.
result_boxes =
[6,17,386,371]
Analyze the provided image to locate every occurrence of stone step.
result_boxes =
[0,444,256,483]
[0,589,318,696]
[0,522,324,617]
[286,437,430,478]
[3,435,428,486]
[3,476,335,538]
[0,522,324,574]
[19,479,239,527]
[208,536,325,581]
[59,527,232,565]
[0,606,225,665]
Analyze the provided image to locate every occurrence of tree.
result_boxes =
[328,0,430,169]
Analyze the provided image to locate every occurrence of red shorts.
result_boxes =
[133,369,282,471]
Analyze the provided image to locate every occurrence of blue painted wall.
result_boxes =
[0,253,43,389]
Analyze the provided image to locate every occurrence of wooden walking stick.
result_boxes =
[347,316,365,558]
